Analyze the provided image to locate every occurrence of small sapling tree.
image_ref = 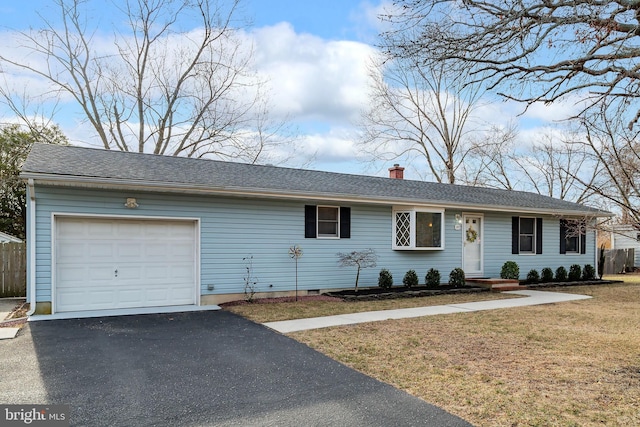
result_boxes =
[242,255,258,302]
[337,249,378,292]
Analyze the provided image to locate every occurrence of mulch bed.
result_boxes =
[219,295,342,307]
[220,280,620,305]
[324,285,490,301]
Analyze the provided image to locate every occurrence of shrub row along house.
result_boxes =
[21,144,611,318]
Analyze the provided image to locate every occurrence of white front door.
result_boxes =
[463,214,483,277]
[55,217,198,313]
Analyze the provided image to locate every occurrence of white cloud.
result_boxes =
[252,22,376,125]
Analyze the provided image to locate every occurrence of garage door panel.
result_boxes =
[88,222,115,237]
[55,217,198,313]
[118,265,142,280]
[57,242,88,260]
[119,289,144,304]
[88,242,115,258]
[170,287,195,301]
[146,289,170,303]
[170,265,196,280]
[171,242,195,257]
[116,243,143,258]
[116,222,144,237]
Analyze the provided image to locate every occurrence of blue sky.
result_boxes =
[0,0,577,177]
[248,0,373,41]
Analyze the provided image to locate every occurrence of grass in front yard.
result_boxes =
[223,291,518,323]
[290,281,640,426]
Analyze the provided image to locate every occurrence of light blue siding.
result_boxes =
[482,212,596,278]
[32,185,597,302]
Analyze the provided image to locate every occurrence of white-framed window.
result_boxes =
[519,217,536,254]
[512,216,543,255]
[393,208,444,250]
[305,205,351,239]
[317,206,339,238]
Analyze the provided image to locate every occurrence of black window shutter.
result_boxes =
[536,218,543,254]
[340,207,351,239]
[305,205,316,238]
[559,219,567,254]
[580,229,586,254]
[512,217,519,254]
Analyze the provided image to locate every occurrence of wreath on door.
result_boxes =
[466,227,478,243]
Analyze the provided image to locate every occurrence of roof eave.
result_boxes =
[21,173,612,217]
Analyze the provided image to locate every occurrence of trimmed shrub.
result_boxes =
[541,267,554,283]
[500,261,520,280]
[425,268,441,287]
[378,268,393,289]
[403,269,419,288]
[555,266,568,282]
[568,264,582,281]
[449,268,466,287]
[583,264,596,280]
[526,269,539,284]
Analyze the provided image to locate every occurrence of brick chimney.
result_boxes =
[388,164,405,179]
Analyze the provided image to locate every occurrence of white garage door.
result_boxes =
[55,217,198,313]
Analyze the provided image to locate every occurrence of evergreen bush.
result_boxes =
[425,268,441,287]
[449,268,466,287]
[541,267,554,282]
[403,269,419,288]
[378,268,393,289]
[568,264,582,281]
[555,266,568,282]
[500,261,520,280]
[583,264,596,280]
[526,269,539,284]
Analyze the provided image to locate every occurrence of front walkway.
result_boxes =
[263,290,592,333]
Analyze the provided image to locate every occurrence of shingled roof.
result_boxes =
[22,143,608,216]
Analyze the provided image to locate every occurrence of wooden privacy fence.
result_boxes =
[602,248,635,275]
[0,242,26,297]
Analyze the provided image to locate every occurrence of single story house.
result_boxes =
[22,143,610,317]
[0,231,22,243]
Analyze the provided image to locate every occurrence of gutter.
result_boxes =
[26,179,37,317]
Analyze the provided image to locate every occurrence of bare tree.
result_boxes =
[383,1,640,128]
[465,125,599,203]
[0,0,288,162]
[463,124,518,190]
[573,107,640,225]
[337,249,378,292]
[514,131,597,203]
[359,51,484,184]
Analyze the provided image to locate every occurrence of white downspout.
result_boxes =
[26,179,37,317]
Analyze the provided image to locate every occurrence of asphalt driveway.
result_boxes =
[0,311,471,426]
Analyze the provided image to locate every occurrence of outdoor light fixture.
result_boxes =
[124,198,139,208]
[454,214,462,230]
